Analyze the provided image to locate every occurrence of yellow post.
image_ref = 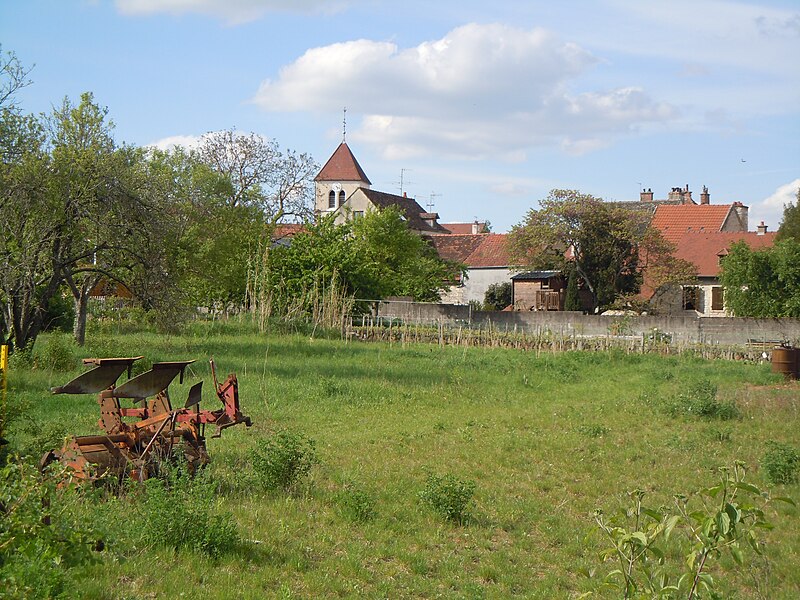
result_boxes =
[1,344,7,442]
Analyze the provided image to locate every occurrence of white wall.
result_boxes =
[440,267,514,305]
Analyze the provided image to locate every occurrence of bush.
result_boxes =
[419,472,476,524]
[0,459,102,598]
[336,483,376,523]
[665,380,739,420]
[34,334,78,372]
[43,292,75,333]
[252,430,318,491]
[762,442,800,485]
[484,282,512,311]
[139,467,239,558]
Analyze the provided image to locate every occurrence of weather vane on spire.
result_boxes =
[342,107,347,143]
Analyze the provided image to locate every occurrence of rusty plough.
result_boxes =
[41,357,251,483]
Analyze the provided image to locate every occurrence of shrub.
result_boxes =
[34,334,77,372]
[0,459,102,598]
[336,483,376,523]
[665,380,739,420]
[252,430,318,491]
[762,442,800,485]
[139,467,239,558]
[419,472,475,524]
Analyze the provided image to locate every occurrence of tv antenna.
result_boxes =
[397,168,413,196]
[426,192,441,212]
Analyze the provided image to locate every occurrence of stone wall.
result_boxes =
[375,301,800,346]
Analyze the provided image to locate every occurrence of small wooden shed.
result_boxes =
[511,271,565,311]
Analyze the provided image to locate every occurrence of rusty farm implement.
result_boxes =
[41,357,252,483]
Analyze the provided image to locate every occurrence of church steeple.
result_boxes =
[314,141,371,215]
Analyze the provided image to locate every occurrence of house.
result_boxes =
[510,271,566,311]
[651,225,777,316]
[427,234,513,305]
[439,221,490,235]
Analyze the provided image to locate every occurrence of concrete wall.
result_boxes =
[375,301,800,346]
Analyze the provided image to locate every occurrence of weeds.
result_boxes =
[138,466,240,558]
[335,482,376,523]
[664,380,740,420]
[252,430,318,492]
[419,472,476,524]
[761,442,800,485]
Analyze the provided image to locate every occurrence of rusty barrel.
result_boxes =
[771,346,799,380]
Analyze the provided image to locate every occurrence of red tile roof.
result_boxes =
[672,231,778,277]
[272,223,305,240]
[651,204,737,242]
[439,222,489,234]
[315,142,371,184]
[428,234,511,268]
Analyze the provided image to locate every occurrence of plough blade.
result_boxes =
[113,360,195,400]
[51,357,142,394]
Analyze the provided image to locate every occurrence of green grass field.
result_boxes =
[4,321,799,599]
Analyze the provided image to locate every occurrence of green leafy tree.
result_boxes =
[564,267,582,311]
[719,239,800,317]
[509,190,645,311]
[776,187,800,242]
[484,282,512,311]
[351,206,458,302]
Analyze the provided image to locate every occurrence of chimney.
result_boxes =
[668,187,683,202]
[732,201,749,231]
[640,188,654,202]
[682,184,693,204]
[757,221,768,235]
[403,192,407,198]
[472,220,479,234]
[700,185,710,205]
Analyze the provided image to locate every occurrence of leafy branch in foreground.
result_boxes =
[585,462,795,599]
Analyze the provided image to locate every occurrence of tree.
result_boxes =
[564,267,581,311]
[0,93,144,349]
[484,282,512,311]
[509,190,646,311]
[252,207,460,325]
[719,239,800,317]
[351,206,459,302]
[197,129,317,224]
[0,45,33,111]
[776,187,800,242]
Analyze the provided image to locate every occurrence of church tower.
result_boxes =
[314,142,371,216]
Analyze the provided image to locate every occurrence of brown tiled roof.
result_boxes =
[428,234,511,268]
[360,188,448,233]
[315,142,371,184]
[672,231,778,277]
[272,223,305,240]
[651,204,736,242]
[439,222,489,234]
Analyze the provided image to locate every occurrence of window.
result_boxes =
[711,287,724,311]
[353,211,364,220]
[338,190,346,207]
[328,190,336,209]
[540,279,550,290]
[682,286,698,310]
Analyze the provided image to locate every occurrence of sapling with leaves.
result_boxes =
[585,461,795,599]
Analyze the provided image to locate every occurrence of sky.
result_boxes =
[2,0,799,232]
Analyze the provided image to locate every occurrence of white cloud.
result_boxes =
[252,23,678,159]
[147,134,204,151]
[750,178,800,230]
[762,178,800,209]
[115,0,347,24]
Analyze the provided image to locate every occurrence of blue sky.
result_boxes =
[2,0,798,232]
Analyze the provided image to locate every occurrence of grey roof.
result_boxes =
[359,188,448,233]
[511,270,562,281]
